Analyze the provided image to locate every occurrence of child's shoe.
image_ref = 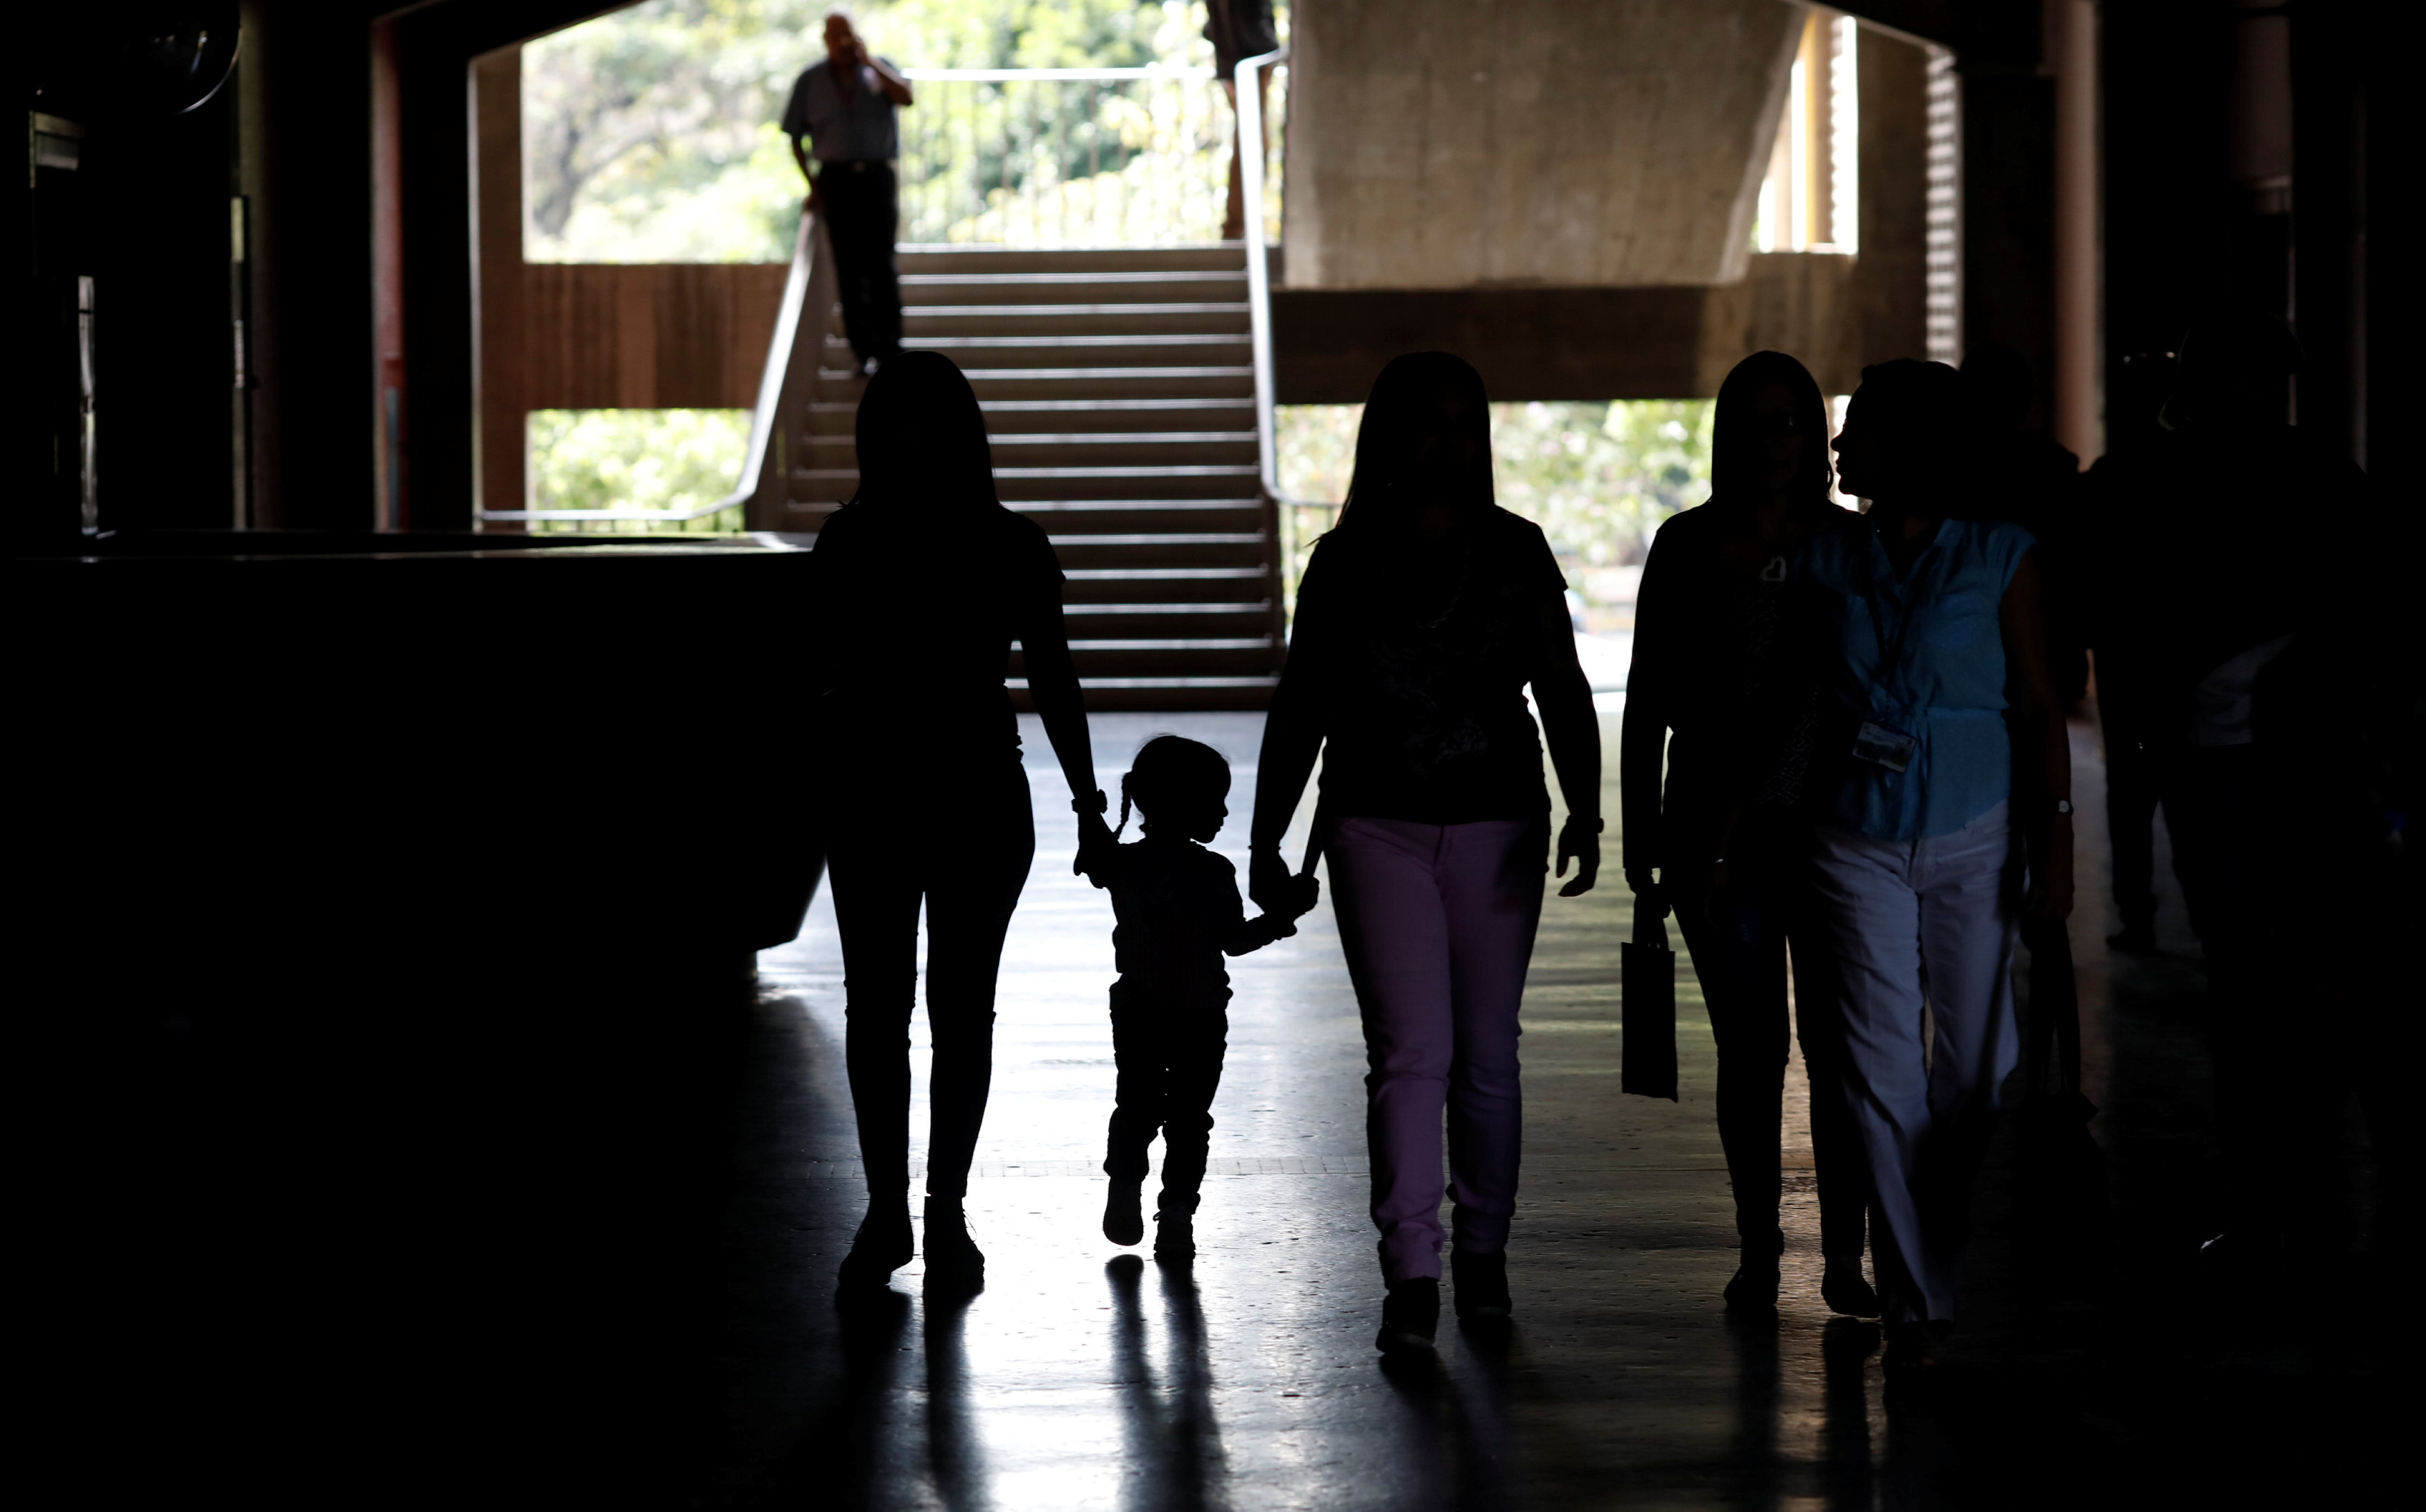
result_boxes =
[1152,1211,1196,1263]
[1103,1181,1144,1247]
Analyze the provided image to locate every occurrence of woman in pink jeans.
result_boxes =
[1249,352,1602,1357]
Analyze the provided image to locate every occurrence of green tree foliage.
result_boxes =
[527,410,751,532]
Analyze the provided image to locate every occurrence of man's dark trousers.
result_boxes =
[817,161,903,367]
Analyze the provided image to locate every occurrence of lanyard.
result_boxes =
[1858,526,1934,694]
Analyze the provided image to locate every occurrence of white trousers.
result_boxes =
[1808,801,2018,1323]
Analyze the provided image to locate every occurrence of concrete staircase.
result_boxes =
[779,244,1283,711]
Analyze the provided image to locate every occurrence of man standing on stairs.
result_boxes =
[1206,0,1279,243]
[784,10,913,375]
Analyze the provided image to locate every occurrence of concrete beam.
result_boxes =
[1284,0,1801,290]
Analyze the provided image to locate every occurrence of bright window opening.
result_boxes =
[1753,10,1858,254]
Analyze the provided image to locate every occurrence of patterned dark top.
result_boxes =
[1289,508,1569,825]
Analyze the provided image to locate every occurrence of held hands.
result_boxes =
[1073,791,1115,885]
[1556,816,1601,898]
[1248,845,1296,915]
[1270,871,1321,924]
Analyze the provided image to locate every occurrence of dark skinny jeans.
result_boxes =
[1103,983,1230,1218]
[827,760,1033,1204]
[1673,813,1867,1259]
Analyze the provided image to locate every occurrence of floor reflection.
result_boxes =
[1818,1319,1880,1512]
[1104,1255,1230,1511]
[766,1289,916,1511]
[924,1290,992,1511]
[1725,1321,1782,1509]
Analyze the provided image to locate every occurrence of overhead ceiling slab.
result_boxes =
[1284,0,1804,289]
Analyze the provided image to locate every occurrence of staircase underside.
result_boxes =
[783,244,1282,712]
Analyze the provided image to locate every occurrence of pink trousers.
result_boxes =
[1327,816,1547,1281]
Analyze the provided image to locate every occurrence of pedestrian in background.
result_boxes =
[784,9,914,373]
[1795,360,2074,1369]
[1205,0,1279,242]
[1622,350,1874,1323]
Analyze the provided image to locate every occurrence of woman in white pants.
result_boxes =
[1792,360,2074,1368]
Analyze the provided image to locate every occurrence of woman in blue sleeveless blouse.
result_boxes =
[1792,360,2074,1369]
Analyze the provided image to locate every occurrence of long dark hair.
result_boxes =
[851,350,1000,510]
[1338,351,1496,534]
[1710,349,1835,512]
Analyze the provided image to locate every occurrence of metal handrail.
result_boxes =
[1234,46,1287,501]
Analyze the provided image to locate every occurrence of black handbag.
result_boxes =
[1622,903,1679,1101]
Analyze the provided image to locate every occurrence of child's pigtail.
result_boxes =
[1113,772,1135,841]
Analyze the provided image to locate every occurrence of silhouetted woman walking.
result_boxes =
[1249,353,1601,1357]
[1796,360,2073,1367]
[807,351,1110,1292]
[1621,351,1875,1321]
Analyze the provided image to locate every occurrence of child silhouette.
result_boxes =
[1087,736,1319,1260]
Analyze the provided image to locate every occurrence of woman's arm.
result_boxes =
[1248,557,1331,911]
[1018,587,1112,870]
[1531,592,1601,897]
[1618,532,1676,906]
[2000,550,2075,920]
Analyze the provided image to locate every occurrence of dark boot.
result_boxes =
[1376,1277,1440,1356]
[1822,1256,1882,1318]
[1451,1248,1511,1321]
[922,1197,985,1291]
[836,1200,915,1292]
[1102,1181,1144,1247]
[1152,1211,1196,1263]
[1725,1231,1784,1321]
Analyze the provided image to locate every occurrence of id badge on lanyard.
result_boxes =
[1853,540,1925,773]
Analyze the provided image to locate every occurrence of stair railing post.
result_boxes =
[1235,46,1289,667]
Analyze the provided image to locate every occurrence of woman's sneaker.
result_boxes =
[1102,1183,1144,1247]
[1376,1277,1440,1356]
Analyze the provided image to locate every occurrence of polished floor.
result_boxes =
[629,710,2396,1510]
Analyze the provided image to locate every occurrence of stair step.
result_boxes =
[1051,540,1267,571]
[900,270,1248,305]
[857,333,1252,368]
[800,433,1257,468]
[790,468,1258,504]
[1063,603,1274,637]
[1019,645,1281,678]
[803,397,1257,436]
[1015,504,1266,533]
[895,244,1247,274]
[900,304,1249,337]
[823,366,1255,400]
[1011,680,1280,714]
